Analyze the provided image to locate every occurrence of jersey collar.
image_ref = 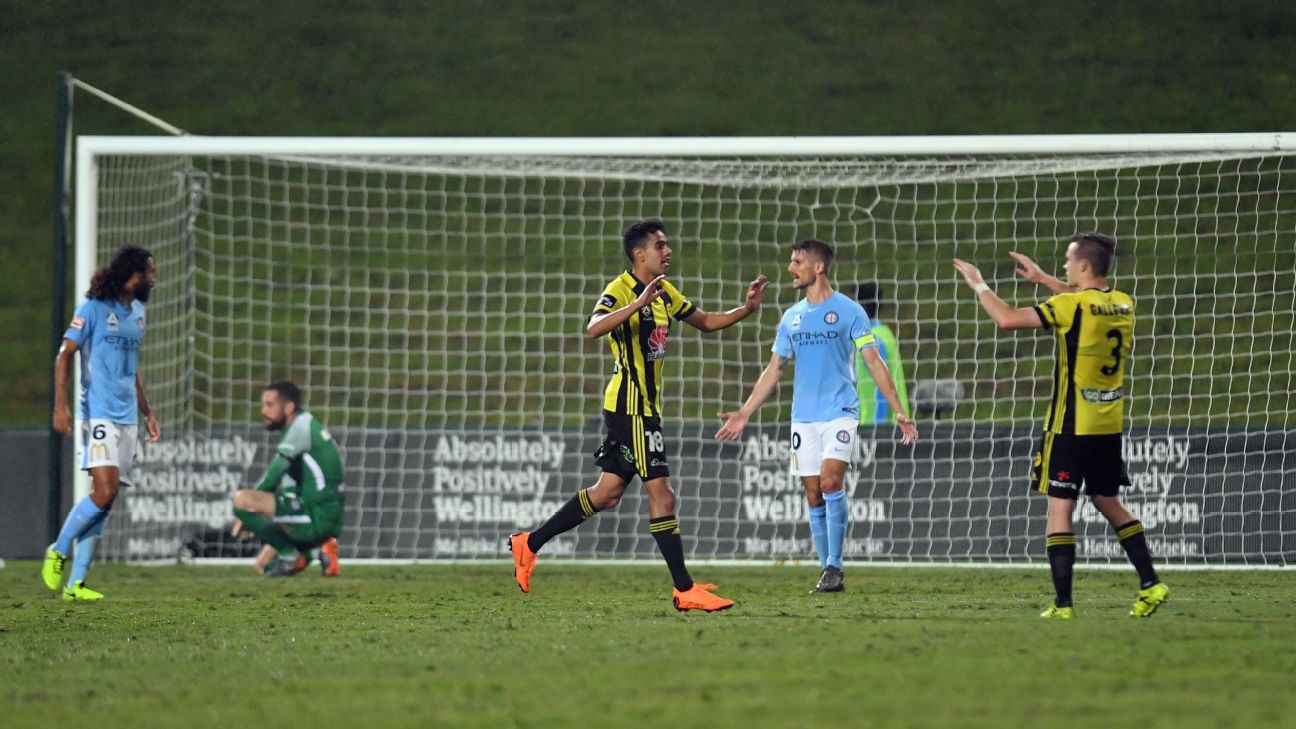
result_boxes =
[623,270,647,292]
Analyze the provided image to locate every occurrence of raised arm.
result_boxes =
[683,274,769,333]
[714,352,789,441]
[587,274,666,339]
[860,347,919,444]
[1010,251,1076,295]
[953,259,1044,330]
[52,338,79,436]
[135,371,162,443]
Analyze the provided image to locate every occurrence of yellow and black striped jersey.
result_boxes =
[1033,288,1134,435]
[591,271,697,418]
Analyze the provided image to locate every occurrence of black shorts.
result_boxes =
[594,411,670,483]
[1031,432,1130,499]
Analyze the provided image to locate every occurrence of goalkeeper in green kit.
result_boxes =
[231,381,344,577]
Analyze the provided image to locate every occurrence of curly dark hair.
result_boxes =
[86,245,153,301]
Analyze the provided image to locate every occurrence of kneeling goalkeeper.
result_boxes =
[231,381,344,577]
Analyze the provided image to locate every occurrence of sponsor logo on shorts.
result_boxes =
[1082,387,1123,403]
[620,445,636,464]
[824,311,838,324]
[89,443,110,461]
[650,458,668,467]
[69,316,85,330]
[836,430,851,443]
[1049,480,1078,492]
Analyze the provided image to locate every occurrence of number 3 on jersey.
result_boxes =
[1101,328,1124,376]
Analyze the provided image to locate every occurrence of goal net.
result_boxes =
[75,135,1296,566]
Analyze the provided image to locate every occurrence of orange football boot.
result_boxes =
[319,537,340,577]
[508,532,538,593]
[672,583,734,612]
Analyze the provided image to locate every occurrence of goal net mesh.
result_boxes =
[86,147,1295,565]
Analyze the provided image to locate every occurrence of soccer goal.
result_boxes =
[73,134,1296,567]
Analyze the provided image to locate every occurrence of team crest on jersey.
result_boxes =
[836,430,851,443]
[824,311,839,324]
[106,312,119,331]
[791,314,803,330]
[69,316,85,330]
[646,325,669,361]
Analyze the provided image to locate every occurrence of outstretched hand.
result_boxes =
[1009,251,1045,284]
[714,410,750,441]
[744,274,769,311]
[952,258,985,289]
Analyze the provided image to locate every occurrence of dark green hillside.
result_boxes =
[3,1,1295,424]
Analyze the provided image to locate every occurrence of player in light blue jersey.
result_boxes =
[717,239,917,593]
[45,246,161,601]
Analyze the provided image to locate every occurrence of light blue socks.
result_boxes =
[807,504,828,569]
[54,496,104,555]
[68,517,107,585]
[824,489,848,569]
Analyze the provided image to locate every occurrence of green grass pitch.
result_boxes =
[2,563,1294,728]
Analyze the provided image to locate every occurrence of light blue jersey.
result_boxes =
[773,291,877,423]
[64,298,146,424]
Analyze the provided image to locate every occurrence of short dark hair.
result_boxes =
[791,238,834,273]
[86,245,153,301]
[264,380,303,412]
[622,218,666,262]
[855,281,881,319]
[1070,232,1117,277]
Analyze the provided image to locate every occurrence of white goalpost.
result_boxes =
[74,133,1296,567]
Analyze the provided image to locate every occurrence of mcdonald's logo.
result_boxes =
[90,443,110,461]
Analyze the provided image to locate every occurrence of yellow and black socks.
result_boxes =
[528,488,598,553]
[1114,520,1160,588]
[1045,532,1077,607]
[650,515,693,591]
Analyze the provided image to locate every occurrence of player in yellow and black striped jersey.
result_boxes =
[591,271,695,420]
[1032,286,1133,437]
[955,232,1170,618]
[508,218,770,612]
